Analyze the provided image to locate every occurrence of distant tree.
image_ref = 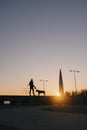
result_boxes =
[65,91,71,96]
[80,89,87,96]
[71,91,77,96]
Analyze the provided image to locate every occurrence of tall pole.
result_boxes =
[69,70,79,93]
[59,69,64,95]
[40,80,48,91]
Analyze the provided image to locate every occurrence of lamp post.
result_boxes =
[69,70,79,93]
[40,80,48,91]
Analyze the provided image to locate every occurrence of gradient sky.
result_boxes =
[0,0,87,95]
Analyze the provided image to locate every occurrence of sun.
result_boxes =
[56,93,60,96]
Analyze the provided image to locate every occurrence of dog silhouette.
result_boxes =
[36,89,45,96]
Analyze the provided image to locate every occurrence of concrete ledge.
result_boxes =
[0,96,64,106]
[0,95,87,106]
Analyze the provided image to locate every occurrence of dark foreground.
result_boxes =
[43,105,87,115]
[0,95,87,130]
[0,105,87,130]
[0,124,21,130]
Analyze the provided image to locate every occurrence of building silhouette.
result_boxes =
[59,69,64,95]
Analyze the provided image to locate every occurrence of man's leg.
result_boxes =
[32,88,35,96]
[29,88,31,96]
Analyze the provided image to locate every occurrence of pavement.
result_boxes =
[0,105,87,130]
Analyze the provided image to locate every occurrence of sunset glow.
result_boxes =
[56,93,61,97]
[0,0,87,95]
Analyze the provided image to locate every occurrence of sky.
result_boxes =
[0,0,87,95]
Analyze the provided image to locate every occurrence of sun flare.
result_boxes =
[56,93,60,96]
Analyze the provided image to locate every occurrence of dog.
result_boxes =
[36,89,45,96]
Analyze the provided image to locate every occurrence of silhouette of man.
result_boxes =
[29,79,36,96]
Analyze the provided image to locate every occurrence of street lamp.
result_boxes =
[40,80,48,91]
[69,70,79,93]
